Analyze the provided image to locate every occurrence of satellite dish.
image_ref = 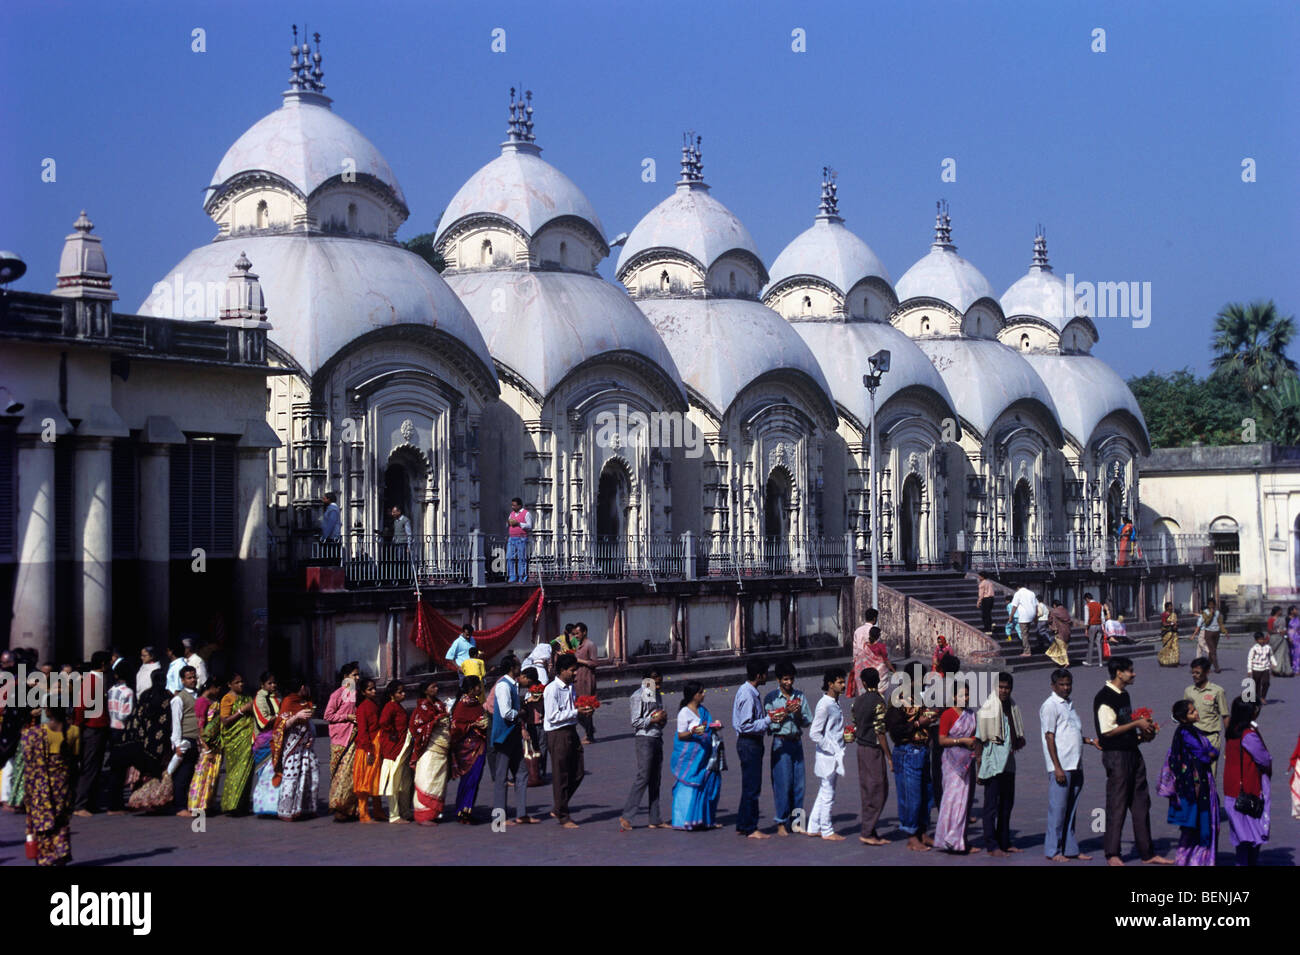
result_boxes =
[0,251,26,285]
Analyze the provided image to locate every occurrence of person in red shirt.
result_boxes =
[352,678,383,823]
[377,681,412,824]
[72,651,111,816]
[1083,593,1105,667]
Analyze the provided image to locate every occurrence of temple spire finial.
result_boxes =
[502,87,540,152]
[284,24,331,104]
[1031,225,1051,271]
[932,199,954,250]
[677,132,704,185]
[816,166,841,221]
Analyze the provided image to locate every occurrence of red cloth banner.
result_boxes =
[409,589,545,671]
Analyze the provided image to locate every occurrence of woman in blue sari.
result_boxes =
[671,681,723,830]
[1161,699,1219,865]
[249,672,282,817]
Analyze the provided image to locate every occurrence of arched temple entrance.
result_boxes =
[899,474,923,570]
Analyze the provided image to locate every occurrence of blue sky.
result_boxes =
[2,0,1297,380]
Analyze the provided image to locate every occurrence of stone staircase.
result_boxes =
[880,570,1197,672]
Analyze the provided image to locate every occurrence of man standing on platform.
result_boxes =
[733,659,783,838]
[1010,585,1038,658]
[506,497,531,583]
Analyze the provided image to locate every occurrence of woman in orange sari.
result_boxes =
[352,677,383,823]
[271,679,319,820]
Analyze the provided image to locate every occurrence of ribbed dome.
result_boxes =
[634,298,834,421]
[436,146,605,243]
[915,337,1062,440]
[207,96,405,207]
[139,235,495,388]
[616,183,763,277]
[1022,353,1149,452]
[792,321,953,428]
[444,270,684,403]
[768,218,891,295]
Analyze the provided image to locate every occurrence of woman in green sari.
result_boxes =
[218,673,255,813]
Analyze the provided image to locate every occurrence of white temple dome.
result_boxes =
[444,269,685,403]
[139,235,496,387]
[1000,232,1080,330]
[436,148,604,243]
[768,173,890,294]
[616,140,764,277]
[1022,353,1149,452]
[635,298,834,421]
[207,95,404,208]
[895,203,996,313]
[915,337,1062,441]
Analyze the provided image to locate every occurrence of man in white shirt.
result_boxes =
[169,666,200,817]
[164,643,186,693]
[807,667,848,841]
[181,638,208,691]
[1039,668,1100,862]
[1010,585,1038,657]
[543,653,594,827]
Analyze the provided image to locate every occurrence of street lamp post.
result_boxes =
[863,349,890,610]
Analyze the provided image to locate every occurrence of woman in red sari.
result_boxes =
[352,677,383,823]
[449,675,489,823]
[408,681,452,826]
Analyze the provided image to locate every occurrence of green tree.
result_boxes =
[402,231,446,272]
[1210,300,1297,397]
[1127,368,1251,448]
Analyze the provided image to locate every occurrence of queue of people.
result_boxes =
[2,620,1299,868]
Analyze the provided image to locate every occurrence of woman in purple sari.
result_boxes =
[448,675,489,823]
[1287,606,1300,675]
[1223,697,1271,866]
[935,684,980,853]
[1161,699,1219,865]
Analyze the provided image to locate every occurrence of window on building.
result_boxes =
[1020,333,1031,350]
[256,200,268,229]
[480,239,493,265]
[559,241,567,265]
[1209,518,1240,575]
[170,437,237,558]
[347,203,358,232]
[729,271,737,292]
[659,270,670,292]
[801,295,812,315]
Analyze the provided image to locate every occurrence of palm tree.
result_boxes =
[1210,300,1298,397]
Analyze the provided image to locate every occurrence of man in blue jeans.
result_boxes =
[732,659,784,838]
[506,496,531,583]
[885,689,938,852]
[764,660,812,835]
[1039,667,1099,861]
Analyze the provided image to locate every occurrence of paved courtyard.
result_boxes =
[1,634,1295,866]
